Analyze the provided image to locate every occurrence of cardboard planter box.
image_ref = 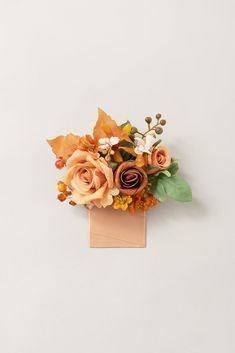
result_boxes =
[89,207,146,248]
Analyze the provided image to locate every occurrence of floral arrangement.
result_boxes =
[47,109,192,213]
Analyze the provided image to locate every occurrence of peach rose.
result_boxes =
[114,162,148,196]
[64,150,119,207]
[148,146,171,174]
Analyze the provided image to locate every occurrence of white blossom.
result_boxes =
[98,136,120,151]
[134,133,157,155]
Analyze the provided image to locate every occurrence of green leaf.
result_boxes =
[159,174,192,202]
[156,170,171,177]
[120,120,131,129]
[109,161,118,172]
[148,164,157,170]
[150,177,167,202]
[168,161,179,176]
[119,149,134,161]
[119,140,134,148]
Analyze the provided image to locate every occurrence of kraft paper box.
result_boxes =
[89,207,146,248]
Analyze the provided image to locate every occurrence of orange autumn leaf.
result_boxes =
[47,133,80,161]
[93,108,132,144]
[93,108,122,143]
[135,154,145,167]
[113,149,123,162]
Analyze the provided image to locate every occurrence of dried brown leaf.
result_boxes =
[47,133,80,161]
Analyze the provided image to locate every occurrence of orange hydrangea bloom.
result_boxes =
[129,193,158,214]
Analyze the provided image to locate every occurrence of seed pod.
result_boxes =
[155,127,163,135]
[145,116,152,124]
[129,133,135,140]
[160,119,166,126]
[156,113,162,120]
[131,127,138,134]
[69,200,77,206]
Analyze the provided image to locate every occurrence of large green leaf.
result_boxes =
[160,174,192,202]
[150,177,167,202]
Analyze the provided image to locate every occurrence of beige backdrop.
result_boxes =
[0,0,234,352]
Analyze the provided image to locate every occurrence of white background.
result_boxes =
[0,1,234,352]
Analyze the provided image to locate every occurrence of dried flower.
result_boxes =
[113,195,132,211]
[129,193,158,213]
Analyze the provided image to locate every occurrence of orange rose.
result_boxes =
[64,150,118,207]
[148,146,171,174]
[114,162,148,196]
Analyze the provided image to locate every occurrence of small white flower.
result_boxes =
[98,136,120,151]
[134,133,157,155]
[109,136,120,146]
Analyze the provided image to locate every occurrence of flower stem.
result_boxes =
[142,122,160,136]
